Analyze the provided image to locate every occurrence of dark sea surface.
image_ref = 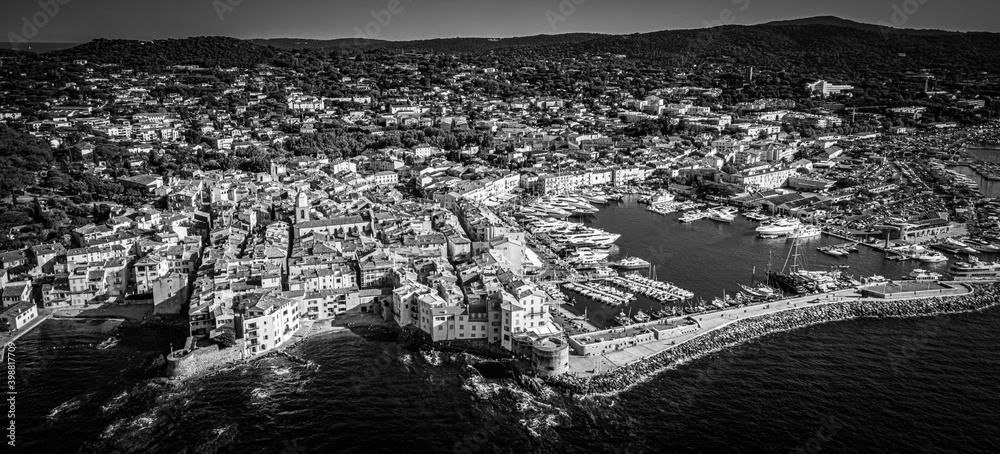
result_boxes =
[13,200,1000,453]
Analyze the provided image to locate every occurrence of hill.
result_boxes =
[33,17,1000,76]
[252,34,605,52]
[762,15,952,35]
[551,23,1000,76]
[53,37,280,67]
[762,16,888,32]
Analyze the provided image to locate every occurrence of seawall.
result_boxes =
[546,284,1000,396]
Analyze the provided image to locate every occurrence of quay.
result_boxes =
[554,281,981,390]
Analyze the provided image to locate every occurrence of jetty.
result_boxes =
[547,281,989,395]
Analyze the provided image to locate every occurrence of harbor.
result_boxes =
[543,195,974,330]
[522,192,1000,394]
[549,282,999,395]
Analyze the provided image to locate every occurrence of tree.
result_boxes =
[44,169,70,190]
[0,166,32,204]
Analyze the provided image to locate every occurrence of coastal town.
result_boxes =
[2,39,1000,388]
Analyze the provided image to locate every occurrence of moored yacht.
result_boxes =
[615,256,651,270]
[708,207,737,223]
[818,246,849,257]
[948,257,1000,279]
[755,218,801,236]
[787,225,822,239]
[649,192,676,205]
[903,269,942,282]
[918,251,948,263]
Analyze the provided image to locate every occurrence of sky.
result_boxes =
[3,0,999,43]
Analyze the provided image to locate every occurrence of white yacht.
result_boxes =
[904,269,942,282]
[818,246,849,257]
[787,225,822,239]
[649,193,676,205]
[565,248,610,264]
[615,256,651,270]
[559,231,621,247]
[755,218,801,236]
[918,251,948,263]
[708,207,737,223]
[679,211,705,223]
[948,257,1000,279]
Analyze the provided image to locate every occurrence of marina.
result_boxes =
[581,195,966,300]
[540,193,1000,331]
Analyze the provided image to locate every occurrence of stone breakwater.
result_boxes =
[547,284,1000,396]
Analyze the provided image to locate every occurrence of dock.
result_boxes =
[563,282,975,381]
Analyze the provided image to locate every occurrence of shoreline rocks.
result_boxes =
[545,284,1000,396]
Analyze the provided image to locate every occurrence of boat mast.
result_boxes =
[791,238,802,274]
[781,239,795,274]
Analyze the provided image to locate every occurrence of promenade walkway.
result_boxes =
[566,284,972,378]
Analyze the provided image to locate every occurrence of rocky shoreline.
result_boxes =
[546,284,1000,396]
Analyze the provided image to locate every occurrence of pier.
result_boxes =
[557,281,979,388]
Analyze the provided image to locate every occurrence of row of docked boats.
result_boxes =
[931,237,999,255]
[563,281,636,306]
[816,243,859,257]
[519,195,602,218]
[607,272,695,301]
[676,206,738,223]
[638,191,676,205]
[884,244,952,263]
[614,309,653,326]
[646,200,702,215]
[613,305,685,326]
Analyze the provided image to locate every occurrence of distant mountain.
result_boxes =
[251,34,605,52]
[250,38,388,50]
[762,15,952,35]
[32,17,1000,75]
[763,16,885,31]
[53,37,279,67]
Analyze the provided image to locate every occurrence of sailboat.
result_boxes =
[769,238,808,294]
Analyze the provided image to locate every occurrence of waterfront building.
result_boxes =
[0,300,39,331]
[239,292,301,357]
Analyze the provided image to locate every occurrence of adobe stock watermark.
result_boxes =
[214,0,243,22]
[703,0,751,28]
[7,0,71,50]
[547,0,588,32]
[877,0,929,39]
[354,0,411,41]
